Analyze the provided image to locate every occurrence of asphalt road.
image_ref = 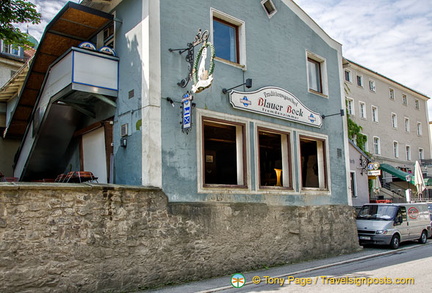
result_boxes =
[143,241,432,293]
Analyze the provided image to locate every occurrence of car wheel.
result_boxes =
[390,234,400,249]
[418,231,427,244]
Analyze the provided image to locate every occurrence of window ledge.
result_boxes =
[308,89,328,98]
[215,57,246,70]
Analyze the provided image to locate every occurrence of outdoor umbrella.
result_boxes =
[414,160,426,199]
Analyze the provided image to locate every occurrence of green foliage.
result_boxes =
[345,82,369,155]
[0,0,41,47]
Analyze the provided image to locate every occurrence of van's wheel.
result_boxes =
[390,234,400,249]
[418,231,428,244]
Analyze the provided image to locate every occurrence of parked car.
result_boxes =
[356,203,430,249]
[428,203,432,238]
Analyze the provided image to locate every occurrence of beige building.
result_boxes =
[344,59,430,202]
[0,39,35,178]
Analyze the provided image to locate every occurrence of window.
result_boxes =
[359,102,366,119]
[389,88,395,100]
[417,122,422,136]
[360,134,368,152]
[345,70,352,82]
[406,146,411,161]
[393,141,399,158]
[419,148,424,160]
[404,118,410,132]
[308,58,322,93]
[415,99,419,110]
[402,94,407,105]
[371,106,378,122]
[202,119,246,186]
[212,10,245,66]
[307,52,327,96]
[347,98,354,115]
[369,80,376,92]
[356,75,363,87]
[373,137,380,155]
[0,40,20,56]
[103,22,115,48]
[261,0,277,18]
[391,113,397,128]
[299,136,327,189]
[258,129,291,188]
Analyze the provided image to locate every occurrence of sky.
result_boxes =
[16,0,432,118]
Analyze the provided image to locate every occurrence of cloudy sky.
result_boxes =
[294,0,432,118]
[17,0,432,117]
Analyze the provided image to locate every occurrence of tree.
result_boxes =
[0,0,41,47]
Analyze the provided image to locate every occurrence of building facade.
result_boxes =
[3,0,351,206]
[0,38,36,177]
[344,59,430,202]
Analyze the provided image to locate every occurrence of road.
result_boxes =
[144,242,432,293]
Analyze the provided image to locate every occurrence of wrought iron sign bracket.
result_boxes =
[169,29,209,88]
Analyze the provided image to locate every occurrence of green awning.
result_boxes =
[380,163,412,182]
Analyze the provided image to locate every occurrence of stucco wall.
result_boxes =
[0,183,360,293]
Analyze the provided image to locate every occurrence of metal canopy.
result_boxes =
[4,2,113,138]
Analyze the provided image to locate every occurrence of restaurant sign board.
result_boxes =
[229,87,322,127]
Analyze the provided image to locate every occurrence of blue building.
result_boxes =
[4,0,350,206]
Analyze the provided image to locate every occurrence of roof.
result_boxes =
[4,2,113,138]
[344,58,430,100]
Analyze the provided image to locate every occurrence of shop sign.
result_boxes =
[229,87,322,127]
[367,162,381,177]
[182,92,193,133]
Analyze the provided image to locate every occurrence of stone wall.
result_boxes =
[0,183,361,292]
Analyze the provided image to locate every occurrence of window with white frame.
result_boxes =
[393,141,399,158]
[389,88,395,100]
[419,148,424,160]
[0,40,20,56]
[406,145,411,161]
[345,70,352,82]
[415,99,419,110]
[391,113,397,128]
[347,98,354,115]
[369,80,376,92]
[359,102,366,119]
[417,122,422,135]
[307,52,327,96]
[371,106,378,122]
[360,134,368,152]
[258,128,291,188]
[202,118,246,186]
[299,135,327,189]
[261,0,277,18]
[356,75,363,87]
[404,117,410,132]
[373,137,380,155]
[402,94,407,105]
[212,10,245,66]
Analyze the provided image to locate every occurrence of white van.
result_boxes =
[356,203,431,249]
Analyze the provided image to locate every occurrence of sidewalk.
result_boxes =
[140,245,409,293]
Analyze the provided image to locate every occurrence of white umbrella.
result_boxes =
[414,160,426,199]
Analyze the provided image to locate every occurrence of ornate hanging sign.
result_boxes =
[169,29,215,93]
[229,87,323,128]
[191,41,215,93]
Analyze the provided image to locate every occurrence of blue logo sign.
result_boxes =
[308,114,316,123]
[240,96,252,107]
